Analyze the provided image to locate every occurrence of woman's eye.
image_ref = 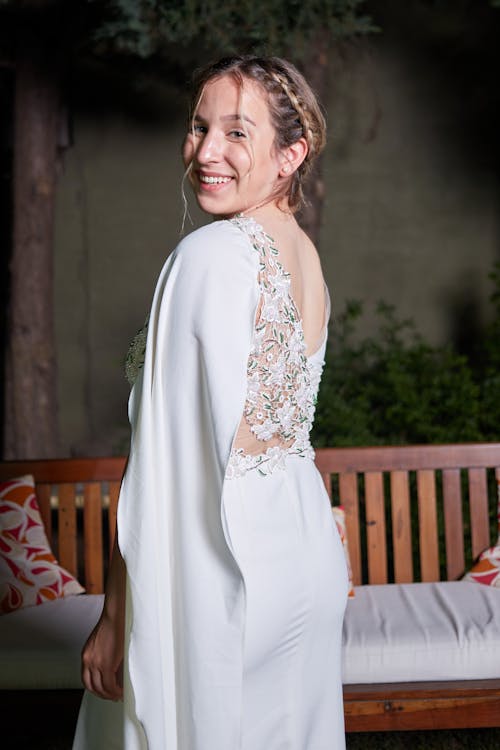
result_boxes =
[192,124,207,135]
[229,130,246,139]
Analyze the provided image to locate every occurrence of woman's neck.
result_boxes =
[233,197,295,226]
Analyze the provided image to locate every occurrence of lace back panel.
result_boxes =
[226,216,329,479]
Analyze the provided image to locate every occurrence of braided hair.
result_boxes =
[188,55,326,211]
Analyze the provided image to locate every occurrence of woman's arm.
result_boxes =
[80,528,126,701]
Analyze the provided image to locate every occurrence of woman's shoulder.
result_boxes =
[176,219,255,268]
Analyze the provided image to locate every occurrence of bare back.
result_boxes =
[266,220,327,357]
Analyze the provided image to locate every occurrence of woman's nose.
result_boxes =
[195,129,222,163]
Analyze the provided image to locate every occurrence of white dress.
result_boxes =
[73,217,348,750]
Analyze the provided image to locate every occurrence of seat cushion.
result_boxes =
[2,583,500,689]
[342,581,500,684]
[0,594,103,688]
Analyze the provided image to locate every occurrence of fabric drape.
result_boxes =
[73,220,260,750]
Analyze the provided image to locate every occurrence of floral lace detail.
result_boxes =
[225,443,317,480]
[226,216,327,479]
[125,317,149,386]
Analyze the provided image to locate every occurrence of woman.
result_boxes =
[73,55,349,750]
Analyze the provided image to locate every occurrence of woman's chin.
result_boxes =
[194,193,240,218]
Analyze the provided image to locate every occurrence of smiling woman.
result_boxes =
[72,55,347,750]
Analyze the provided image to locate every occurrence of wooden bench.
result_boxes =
[314,443,500,731]
[1,443,500,733]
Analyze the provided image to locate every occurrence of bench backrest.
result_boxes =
[316,443,500,586]
[1,443,499,592]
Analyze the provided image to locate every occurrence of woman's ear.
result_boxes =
[279,137,308,177]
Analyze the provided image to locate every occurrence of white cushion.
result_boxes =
[2,582,500,689]
[0,594,103,689]
[342,581,500,684]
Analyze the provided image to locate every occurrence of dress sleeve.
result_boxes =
[146,220,260,468]
[117,223,260,750]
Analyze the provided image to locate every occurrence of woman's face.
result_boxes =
[182,75,284,217]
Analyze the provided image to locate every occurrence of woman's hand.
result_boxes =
[81,529,126,700]
[81,610,124,701]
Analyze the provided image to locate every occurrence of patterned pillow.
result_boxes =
[332,505,355,598]
[0,475,84,614]
[462,477,500,588]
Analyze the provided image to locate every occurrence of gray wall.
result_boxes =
[323,43,499,344]
[55,115,189,454]
[54,41,499,456]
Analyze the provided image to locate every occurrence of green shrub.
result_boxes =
[312,300,483,447]
[477,263,500,441]
[313,264,500,447]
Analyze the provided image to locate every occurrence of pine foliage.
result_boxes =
[88,0,375,59]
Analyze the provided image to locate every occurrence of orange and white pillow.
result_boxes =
[0,475,84,614]
[463,477,500,588]
[332,505,355,597]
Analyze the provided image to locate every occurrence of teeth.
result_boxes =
[200,175,232,184]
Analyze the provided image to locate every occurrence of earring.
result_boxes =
[282,164,291,175]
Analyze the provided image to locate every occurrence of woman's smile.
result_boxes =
[197,170,234,189]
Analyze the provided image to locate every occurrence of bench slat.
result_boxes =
[417,470,440,581]
[36,483,52,540]
[443,469,465,580]
[497,468,500,509]
[57,484,78,577]
[83,483,104,594]
[339,473,361,586]
[365,472,387,584]
[320,471,332,499]
[390,470,413,583]
[469,468,490,560]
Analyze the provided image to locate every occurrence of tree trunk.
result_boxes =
[3,33,60,458]
[298,30,331,250]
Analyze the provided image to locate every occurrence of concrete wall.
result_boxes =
[323,42,499,345]
[54,39,499,456]
[55,114,190,454]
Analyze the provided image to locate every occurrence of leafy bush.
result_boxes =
[312,265,500,448]
[477,264,500,442]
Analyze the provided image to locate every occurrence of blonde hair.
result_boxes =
[187,55,326,212]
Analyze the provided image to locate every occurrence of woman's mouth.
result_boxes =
[197,172,234,190]
[200,175,232,184]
